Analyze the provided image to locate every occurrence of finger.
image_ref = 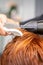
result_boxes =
[0,32,6,36]
[0,27,11,36]
[5,31,12,36]
[0,28,6,35]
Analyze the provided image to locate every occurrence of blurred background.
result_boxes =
[0,0,43,21]
[0,0,43,54]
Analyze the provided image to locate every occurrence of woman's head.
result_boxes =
[1,29,43,65]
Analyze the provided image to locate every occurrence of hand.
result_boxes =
[0,26,11,36]
[0,14,20,36]
[0,20,11,36]
[0,14,11,36]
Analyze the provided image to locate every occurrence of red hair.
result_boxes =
[1,29,43,65]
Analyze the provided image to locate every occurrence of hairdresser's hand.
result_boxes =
[0,28,7,36]
[0,14,11,36]
[0,27,11,36]
[0,24,11,36]
[0,14,20,36]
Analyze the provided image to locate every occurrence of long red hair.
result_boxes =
[1,29,43,65]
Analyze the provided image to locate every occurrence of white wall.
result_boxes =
[35,0,43,17]
[18,0,36,21]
